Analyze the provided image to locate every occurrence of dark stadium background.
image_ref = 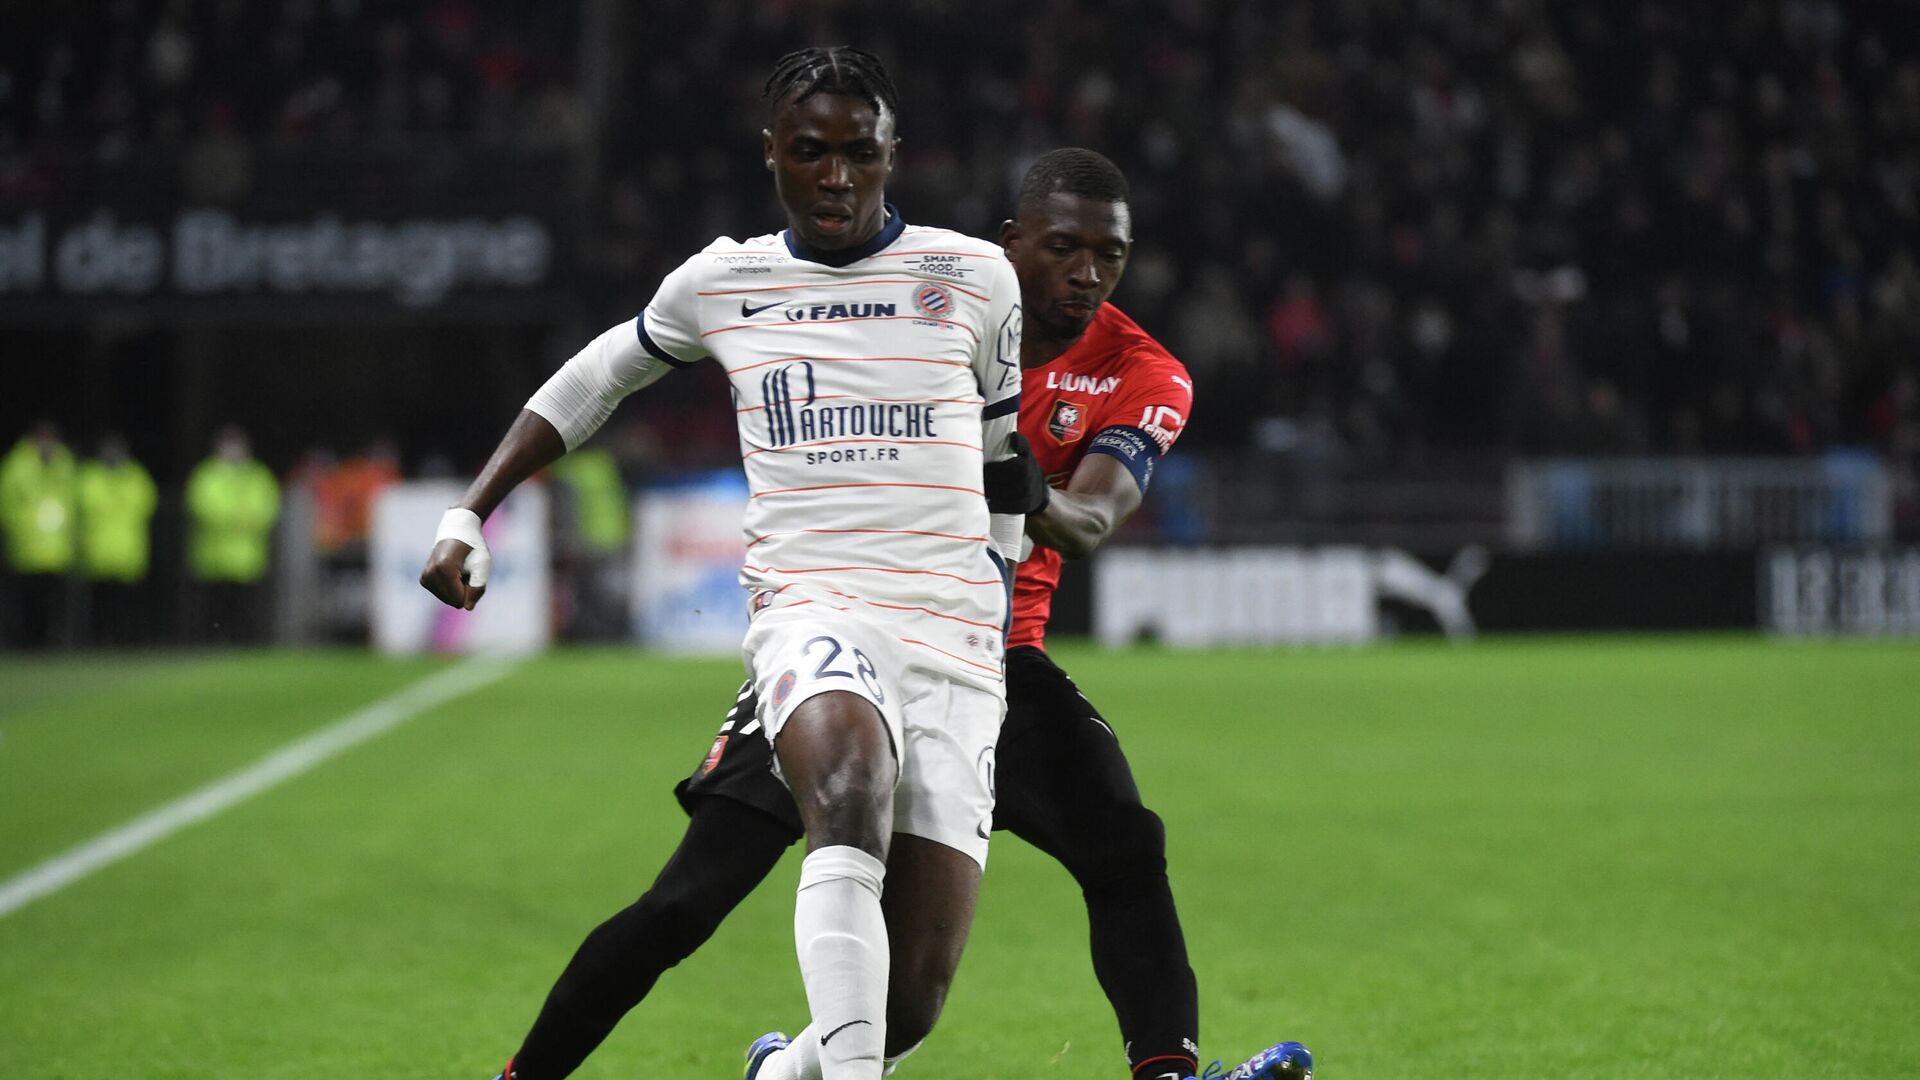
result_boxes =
[2,0,1917,635]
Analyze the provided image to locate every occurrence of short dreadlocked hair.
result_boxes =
[763,46,901,124]
[1017,148,1130,217]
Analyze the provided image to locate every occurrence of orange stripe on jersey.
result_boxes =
[898,637,1004,677]
[702,315,979,343]
[747,527,992,549]
[735,394,984,415]
[748,478,990,495]
[742,438,984,459]
[819,588,1005,631]
[744,561,1001,586]
[698,278,989,303]
[729,354,971,375]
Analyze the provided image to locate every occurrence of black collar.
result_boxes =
[783,203,906,267]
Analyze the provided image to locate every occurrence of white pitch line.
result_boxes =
[0,654,523,920]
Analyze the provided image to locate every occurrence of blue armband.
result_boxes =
[1086,426,1161,492]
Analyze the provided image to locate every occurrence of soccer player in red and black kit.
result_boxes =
[491,150,1310,1080]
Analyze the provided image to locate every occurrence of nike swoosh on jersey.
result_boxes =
[742,299,782,317]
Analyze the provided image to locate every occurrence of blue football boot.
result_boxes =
[742,1031,791,1080]
[1190,1041,1313,1080]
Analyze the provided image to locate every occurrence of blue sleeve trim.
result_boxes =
[981,392,1021,421]
[1085,425,1161,493]
[636,314,697,369]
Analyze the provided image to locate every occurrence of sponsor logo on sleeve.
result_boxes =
[995,306,1021,389]
[1136,404,1186,452]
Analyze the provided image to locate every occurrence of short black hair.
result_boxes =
[1018,148,1130,217]
[763,46,901,123]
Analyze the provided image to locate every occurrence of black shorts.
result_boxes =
[673,646,1150,845]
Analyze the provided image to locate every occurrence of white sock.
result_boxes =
[755,1025,820,1080]
[766,845,888,1080]
[761,1022,919,1079]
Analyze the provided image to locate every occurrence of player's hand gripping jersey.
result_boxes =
[526,209,1024,683]
[1011,303,1192,649]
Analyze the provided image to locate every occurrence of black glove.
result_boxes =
[983,432,1051,514]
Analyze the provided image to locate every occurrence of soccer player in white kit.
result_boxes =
[420,47,1025,1080]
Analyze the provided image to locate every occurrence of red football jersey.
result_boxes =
[1010,304,1193,648]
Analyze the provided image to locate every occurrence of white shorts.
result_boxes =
[743,604,1004,868]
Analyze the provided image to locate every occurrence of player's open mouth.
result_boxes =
[811,211,852,234]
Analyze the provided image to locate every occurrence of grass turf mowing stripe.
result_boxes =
[0,655,521,920]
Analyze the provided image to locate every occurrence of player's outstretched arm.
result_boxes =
[1024,451,1143,559]
[418,409,567,610]
[418,311,691,610]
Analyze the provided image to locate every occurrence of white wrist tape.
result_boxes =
[989,511,1026,565]
[435,507,492,589]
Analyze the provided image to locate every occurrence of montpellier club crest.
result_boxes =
[1047,399,1087,444]
[772,669,798,709]
[912,283,954,319]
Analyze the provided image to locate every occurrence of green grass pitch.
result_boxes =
[1,637,1916,1079]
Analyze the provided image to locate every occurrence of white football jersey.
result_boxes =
[528,207,1022,683]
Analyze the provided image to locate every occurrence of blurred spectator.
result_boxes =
[1267,273,1333,369]
[550,446,629,556]
[0,421,76,648]
[77,432,157,646]
[549,442,631,639]
[300,438,403,554]
[186,425,279,644]
[179,102,252,204]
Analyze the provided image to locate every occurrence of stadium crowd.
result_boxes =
[3,0,1916,482]
[0,0,578,151]
[581,1,1918,481]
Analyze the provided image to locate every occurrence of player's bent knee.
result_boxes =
[629,886,727,967]
[1069,803,1170,891]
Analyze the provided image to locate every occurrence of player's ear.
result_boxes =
[998,218,1020,251]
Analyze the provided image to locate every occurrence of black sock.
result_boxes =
[509,798,796,1079]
